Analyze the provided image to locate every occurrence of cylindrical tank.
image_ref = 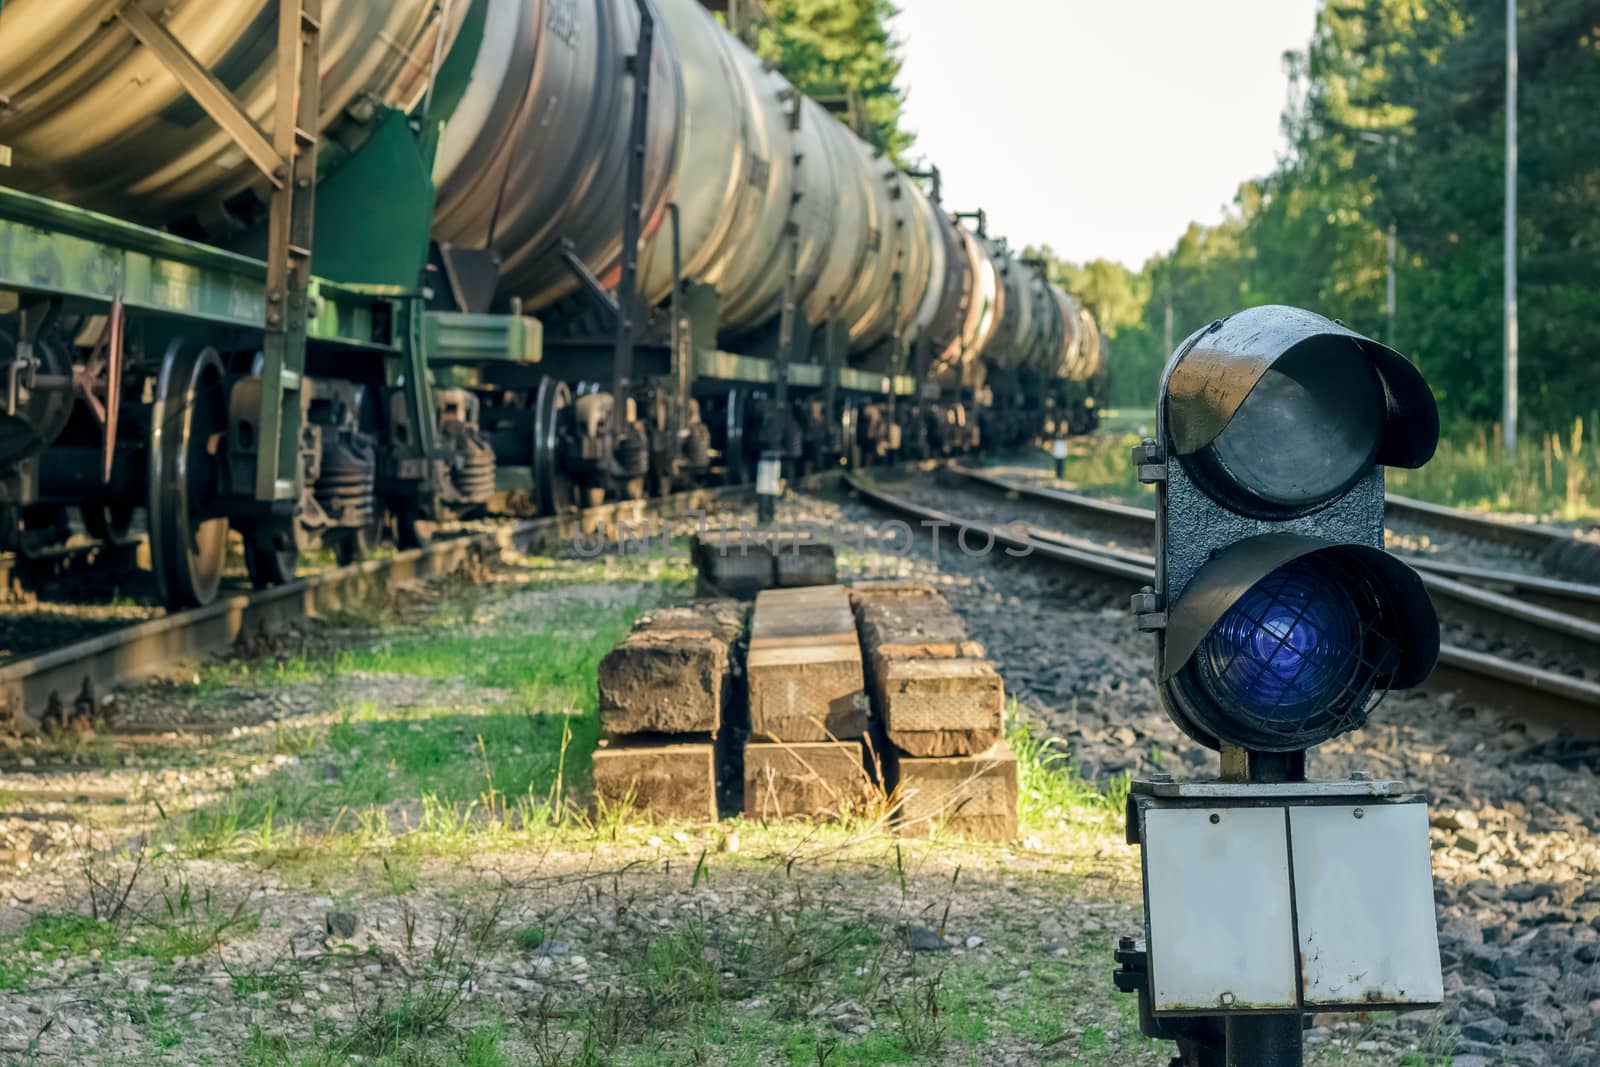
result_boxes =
[784,94,847,330]
[633,0,756,306]
[432,0,683,310]
[985,241,1033,368]
[636,0,846,337]
[849,167,935,357]
[944,226,1002,369]
[1045,288,1083,380]
[1075,306,1104,386]
[883,171,937,351]
[823,136,895,344]
[1017,273,1062,373]
[686,45,797,327]
[799,98,873,327]
[906,190,954,352]
[0,0,459,231]
[915,210,970,362]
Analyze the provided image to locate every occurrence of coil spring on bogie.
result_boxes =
[683,423,712,469]
[447,425,497,505]
[434,388,496,506]
[317,434,378,528]
[614,429,649,478]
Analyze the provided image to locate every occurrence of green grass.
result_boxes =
[63,546,1190,1066]
[11,912,127,958]
[992,433,1156,506]
[8,873,258,967]
[1024,417,1596,521]
[1390,416,1596,519]
[510,924,544,951]
[1095,408,1157,436]
[163,592,647,861]
[518,911,1165,1067]
[1011,713,1130,836]
[245,1021,513,1067]
[0,954,29,991]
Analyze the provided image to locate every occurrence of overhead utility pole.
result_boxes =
[1504,0,1518,456]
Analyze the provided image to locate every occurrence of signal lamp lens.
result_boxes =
[1176,554,1401,751]
[1189,343,1387,517]
[1198,558,1367,721]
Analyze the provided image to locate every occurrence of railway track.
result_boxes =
[845,469,1600,733]
[0,486,750,735]
[1385,493,1600,580]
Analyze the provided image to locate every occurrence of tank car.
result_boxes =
[0,0,1104,612]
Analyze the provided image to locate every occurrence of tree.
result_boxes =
[1125,0,1600,432]
[756,0,915,162]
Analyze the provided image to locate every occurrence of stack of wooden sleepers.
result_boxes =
[592,575,1016,840]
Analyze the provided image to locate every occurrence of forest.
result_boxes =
[759,0,1598,440]
[1034,0,1599,436]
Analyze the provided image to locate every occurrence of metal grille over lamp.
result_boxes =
[1174,554,1401,751]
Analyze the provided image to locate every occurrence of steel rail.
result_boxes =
[953,465,1156,543]
[953,467,1600,646]
[959,465,1600,584]
[1383,493,1574,553]
[1017,521,1593,620]
[846,474,1600,734]
[0,486,749,731]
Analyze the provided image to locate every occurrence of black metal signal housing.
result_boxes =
[1145,305,1442,753]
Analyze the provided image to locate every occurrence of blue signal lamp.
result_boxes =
[1142,306,1441,754]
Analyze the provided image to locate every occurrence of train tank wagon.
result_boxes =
[0,0,1108,612]
[0,0,483,609]
[423,0,1095,490]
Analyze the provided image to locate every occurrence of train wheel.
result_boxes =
[841,400,862,470]
[394,500,437,550]
[333,516,385,566]
[81,504,137,547]
[533,376,574,515]
[148,341,229,609]
[724,389,752,484]
[242,521,298,589]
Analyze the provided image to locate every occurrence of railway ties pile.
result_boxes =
[594,538,1020,838]
[853,582,1016,840]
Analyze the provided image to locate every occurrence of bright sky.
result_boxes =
[893,0,1321,268]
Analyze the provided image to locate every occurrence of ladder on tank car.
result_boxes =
[113,0,323,506]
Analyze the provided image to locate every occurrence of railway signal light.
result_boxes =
[1119,306,1445,1067]
[1142,304,1441,754]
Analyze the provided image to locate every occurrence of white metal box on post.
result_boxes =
[1137,780,1442,1019]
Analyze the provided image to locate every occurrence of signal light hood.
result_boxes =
[1165,305,1439,471]
[1159,532,1440,689]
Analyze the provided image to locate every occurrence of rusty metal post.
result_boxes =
[885,270,903,438]
[613,0,654,440]
[257,0,320,503]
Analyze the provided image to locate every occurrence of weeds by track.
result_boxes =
[0,487,747,739]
